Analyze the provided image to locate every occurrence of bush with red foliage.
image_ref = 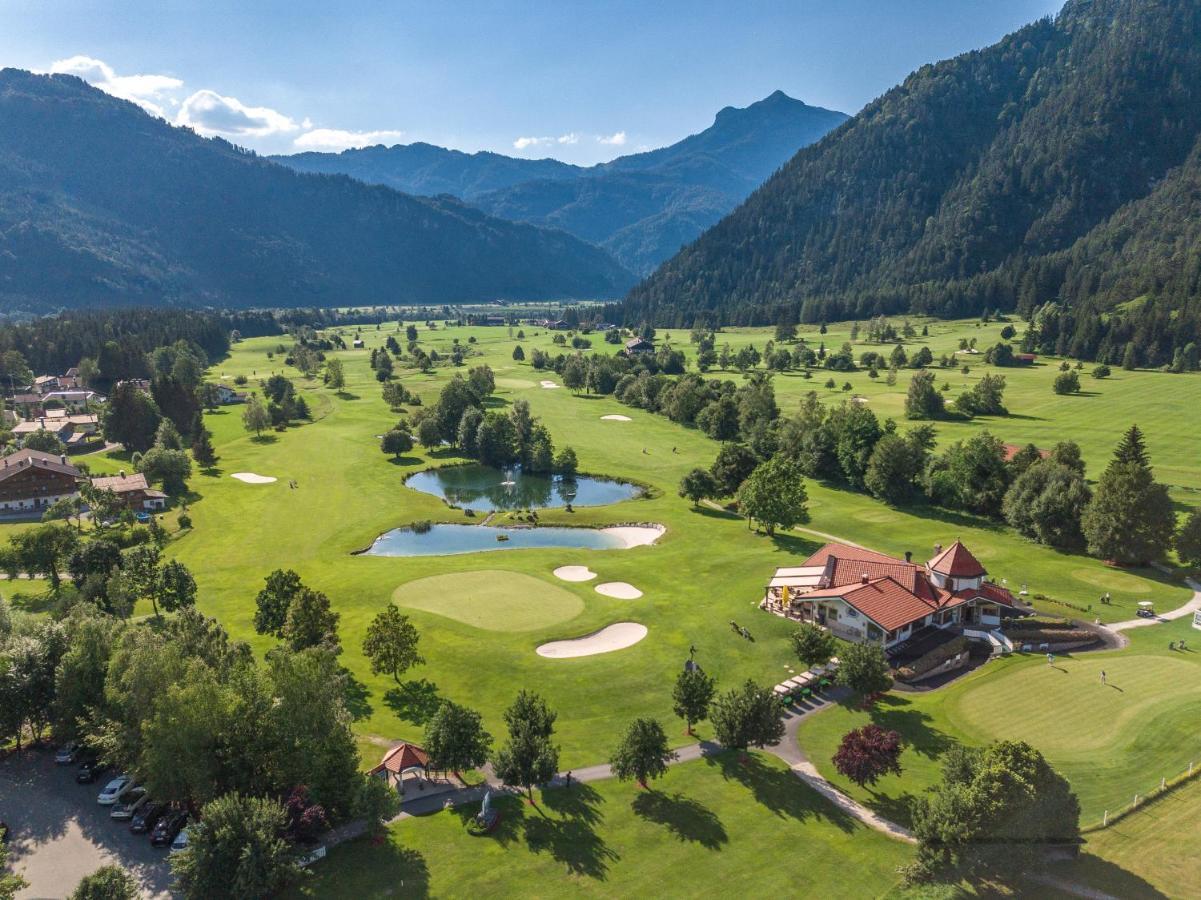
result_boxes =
[283,786,329,844]
[831,724,903,788]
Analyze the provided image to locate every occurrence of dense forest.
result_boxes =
[625,0,1201,365]
[0,69,633,314]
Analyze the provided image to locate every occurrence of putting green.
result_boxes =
[391,570,584,632]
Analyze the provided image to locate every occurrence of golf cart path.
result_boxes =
[360,687,913,846]
[1107,577,1201,631]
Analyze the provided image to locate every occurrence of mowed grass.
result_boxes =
[796,614,1201,827]
[14,317,1194,799]
[286,753,913,899]
[1068,776,1201,899]
[391,570,585,632]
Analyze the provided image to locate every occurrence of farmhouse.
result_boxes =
[89,471,168,511]
[41,390,103,411]
[763,540,1024,649]
[623,337,655,355]
[0,449,84,512]
[213,383,247,405]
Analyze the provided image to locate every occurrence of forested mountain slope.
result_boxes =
[278,92,848,275]
[0,69,634,313]
[625,0,1201,364]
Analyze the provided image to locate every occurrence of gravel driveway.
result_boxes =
[0,747,172,899]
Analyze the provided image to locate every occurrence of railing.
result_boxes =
[1084,757,1201,832]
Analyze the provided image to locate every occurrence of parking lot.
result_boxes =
[0,747,172,899]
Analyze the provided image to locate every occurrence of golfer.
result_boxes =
[1100,670,1106,685]
[1047,652,1054,666]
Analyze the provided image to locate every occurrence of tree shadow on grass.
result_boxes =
[770,531,824,557]
[448,793,526,849]
[383,678,442,725]
[250,434,278,444]
[705,751,857,833]
[631,790,728,849]
[199,465,224,478]
[386,456,425,468]
[335,391,360,401]
[337,840,431,899]
[866,694,955,760]
[340,668,374,721]
[863,788,918,829]
[522,784,618,880]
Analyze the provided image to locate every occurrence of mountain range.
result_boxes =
[0,69,633,313]
[276,91,848,274]
[625,0,1201,338]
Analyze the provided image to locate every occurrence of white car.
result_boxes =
[55,742,80,765]
[97,775,132,806]
[110,789,148,820]
[169,827,190,854]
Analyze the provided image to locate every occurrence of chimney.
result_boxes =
[904,551,912,563]
[861,573,869,584]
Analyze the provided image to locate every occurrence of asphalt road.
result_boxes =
[0,747,172,899]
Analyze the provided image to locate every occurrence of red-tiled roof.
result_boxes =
[928,540,987,578]
[1002,443,1050,463]
[369,742,429,776]
[802,542,906,569]
[807,577,942,632]
[960,581,1018,608]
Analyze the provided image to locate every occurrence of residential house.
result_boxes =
[33,375,61,394]
[0,449,84,512]
[763,540,1025,650]
[89,471,168,511]
[623,337,655,355]
[41,390,102,412]
[214,384,247,405]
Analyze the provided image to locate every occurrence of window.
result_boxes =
[844,605,859,618]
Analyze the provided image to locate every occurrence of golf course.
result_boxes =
[21,313,1200,896]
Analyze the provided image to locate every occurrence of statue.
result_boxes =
[474,788,499,831]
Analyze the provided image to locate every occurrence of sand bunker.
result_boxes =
[553,565,597,582]
[540,380,560,389]
[595,582,643,600]
[230,472,277,484]
[600,414,632,422]
[600,525,665,548]
[536,622,648,658]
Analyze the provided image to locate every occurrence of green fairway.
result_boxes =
[1069,776,1201,899]
[391,570,586,632]
[287,753,913,899]
[16,316,1196,816]
[796,614,1201,827]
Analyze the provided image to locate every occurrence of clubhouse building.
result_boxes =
[763,540,1024,650]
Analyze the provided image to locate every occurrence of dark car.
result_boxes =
[75,758,109,784]
[130,801,167,835]
[150,810,188,847]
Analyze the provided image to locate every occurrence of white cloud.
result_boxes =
[293,128,405,151]
[48,55,182,117]
[599,131,627,146]
[176,89,298,138]
[515,132,580,151]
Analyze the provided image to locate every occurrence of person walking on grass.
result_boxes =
[1047,652,1054,666]
[1100,670,1106,685]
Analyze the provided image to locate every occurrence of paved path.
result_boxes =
[1107,577,1201,631]
[336,687,914,851]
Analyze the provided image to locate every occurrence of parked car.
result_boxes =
[170,827,190,854]
[110,789,148,821]
[97,775,132,806]
[55,742,80,765]
[130,801,167,835]
[75,758,109,784]
[151,810,188,847]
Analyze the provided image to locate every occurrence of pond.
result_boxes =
[362,524,627,557]
[404,464,641,511]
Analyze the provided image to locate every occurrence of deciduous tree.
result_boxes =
[672,665,716,735]
[710,680,785,751]
[610,718,677,788]
[424,700,492,778]
[362,603,423,682]
[832,724,903,787]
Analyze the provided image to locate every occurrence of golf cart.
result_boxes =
[1136,601,1157,620]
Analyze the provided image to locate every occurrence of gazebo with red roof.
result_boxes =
[368,742,430,787]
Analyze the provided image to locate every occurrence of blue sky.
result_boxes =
[1,0,1064,163]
